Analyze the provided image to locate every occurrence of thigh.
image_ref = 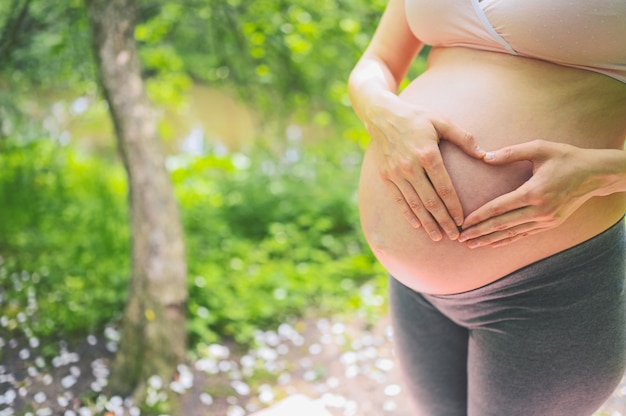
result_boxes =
[467,263,626,416]
[389,277,469,416]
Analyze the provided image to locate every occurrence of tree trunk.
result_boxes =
[85,0,187,407]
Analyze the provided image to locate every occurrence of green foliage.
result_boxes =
[0,139,130,339]
[175,139,384,344]
[0,0,98,142]
[0,0,94,87]
[134,0,387,122]
[0,0,398,352]
[0,0,430,148]
[0,0,424,160]
[0,136,385,347]
[0,0,378,112]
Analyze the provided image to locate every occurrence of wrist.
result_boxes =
[585,148,626,197]
[362,90,401,124]
[348,57,400,120]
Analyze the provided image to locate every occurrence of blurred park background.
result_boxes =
[0,0,431,415]
[3,1,623,416]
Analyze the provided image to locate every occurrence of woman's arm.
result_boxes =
[349,0,485,241]
[458,140,626,248]
[349,0,423,113]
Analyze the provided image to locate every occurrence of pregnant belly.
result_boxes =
[359,141,539,294]
[358,48,626,295]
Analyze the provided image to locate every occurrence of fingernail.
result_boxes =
[484,152,495,161]
[455,217,464,226]
[467,240,481,248]
[430,231,442,241]
[458,234,467,242]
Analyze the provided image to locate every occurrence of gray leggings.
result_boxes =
[389,219,626,416]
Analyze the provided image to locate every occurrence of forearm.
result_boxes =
[588,147,626,197]
[348,57,402,127]
[347,0,423,126]
[348,55,398,120]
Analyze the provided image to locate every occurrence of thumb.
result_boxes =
[432,119,485,160]
[483,141,546,165]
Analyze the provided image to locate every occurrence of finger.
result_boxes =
[459,207,532,242]
[403,170,461,240]
[384,181,421,229]
[462,186,532,229]
[432,118,485,159]
[464,222,541,249]
[414,145,465,230]
[489,231,531,248]
[428,170,465,228]
[395,179,446,241]
[483,140,549,166]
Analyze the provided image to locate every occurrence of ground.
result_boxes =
[1,314,625,416]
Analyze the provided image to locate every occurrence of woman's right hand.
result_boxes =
[365,95,485,241]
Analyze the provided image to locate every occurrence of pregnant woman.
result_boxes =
[349,0,626,415]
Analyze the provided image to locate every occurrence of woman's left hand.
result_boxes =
[458,140,609,248]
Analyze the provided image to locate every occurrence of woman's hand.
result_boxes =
[346,0,487,242]
[459,140,618,248]
[367,96,485,241]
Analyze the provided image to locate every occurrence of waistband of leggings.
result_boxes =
[429,216,625,300]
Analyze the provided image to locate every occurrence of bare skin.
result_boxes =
[350,0,626,295]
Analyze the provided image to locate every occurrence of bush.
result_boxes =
[175,138,384,344]
[0,135,385,348]
[0,139,130,340]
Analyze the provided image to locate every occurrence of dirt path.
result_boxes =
[176,314,414,416]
